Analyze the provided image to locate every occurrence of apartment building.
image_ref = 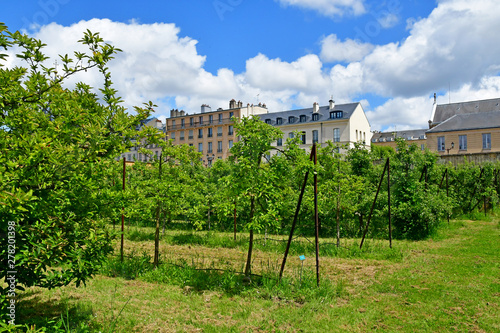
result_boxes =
[371,129,428,151]
[427,97,500,155]
[119,117,164,162]
[165,99,268,165]
[259,100,372,153]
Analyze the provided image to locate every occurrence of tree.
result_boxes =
[224,116,283,277]
[0,23,153,313]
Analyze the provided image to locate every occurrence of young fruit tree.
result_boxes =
[224,116,283,278]
[0,23,154,313]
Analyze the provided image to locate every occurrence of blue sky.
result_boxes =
[3,0,500,131]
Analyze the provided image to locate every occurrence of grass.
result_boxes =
[5,215,500,332]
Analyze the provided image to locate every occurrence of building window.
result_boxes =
[217,141,223,152]
[180,131,185,140]
[330,111,343,119]
[218,113,223,123]
[421,144,425,151]
[277,138,282,146]
[265,119,271,124]
[172,120,176,129]
[198,128,203,138]
[301,131,306,144]
[189,143,193,147]
[459,135,467,150]
[228,125,234,135]
[209,115,213,124]
[288,116,295,124]
[333,128,340,142]
[217,126,222,136]
[188,130,193,139]
[181,118,185,128]
[198,143,203,153]
[289,132,294,139]
[199,116,204,125]
[228,140,233,148]
[312,130,318,144]
[208,128,213,138]
[171,132,175,140]
[276,117,283,125]
[437,136,445,151]
[229,112,234,118]
[312,113,319,121]
[483,133,491,149]
[208,142,213,153]
[127,154,131,161]
[299,115,306,122]
[190,117,194,126]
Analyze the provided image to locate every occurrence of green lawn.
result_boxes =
[8,217,500,332]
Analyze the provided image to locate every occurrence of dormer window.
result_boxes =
[276,117,283,125]
[288,116,296,124]
[265,119,272,124]
[330,111,343,119]
[312,113,319,121]
[299,115,306,122]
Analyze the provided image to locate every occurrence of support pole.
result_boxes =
[388,158,392,249]
[446,169,450,224]
[360,157,389,249]
[279,148,314,281]
[154,153,162,268]
[336,157,341,247]
[120,157,126,262]
[313,144,320,287]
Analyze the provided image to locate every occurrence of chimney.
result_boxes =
[170,109,175,118]
[229,99,236,109]
[180,110,185,116]
[313,102,320,113]
[201,104,211,113]
[433,93,437,105]
[329,99,335,110]
[238,100,243,108]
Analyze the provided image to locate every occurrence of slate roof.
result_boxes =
[432,97,500,125]
[257,102,360,125]
[372,129,427,142]
[427,111,500,133]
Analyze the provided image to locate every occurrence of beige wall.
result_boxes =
[166,109,242,163]
[347,104,372,148]
[427,128,500,155]
[272,104,372,153]
[372,139,427,151]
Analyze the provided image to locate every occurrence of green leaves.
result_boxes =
[0,24,150,308]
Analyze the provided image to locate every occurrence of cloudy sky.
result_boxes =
[3,0,500,131]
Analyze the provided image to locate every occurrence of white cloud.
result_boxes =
[4,0,500,131]
[361,0,500,97]
[276,0,366,17]
[320,34,374,63]
[366,96,434,131]
[245,53,330,93]
[377,12,399,29]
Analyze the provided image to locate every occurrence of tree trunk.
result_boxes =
[233,200,237,240]
[154,204,161,268]
[336,181,341,247]
[244,196,255,277]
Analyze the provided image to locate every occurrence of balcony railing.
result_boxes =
[167,117,236,130]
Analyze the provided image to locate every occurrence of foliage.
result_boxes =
[0,22,153,316]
